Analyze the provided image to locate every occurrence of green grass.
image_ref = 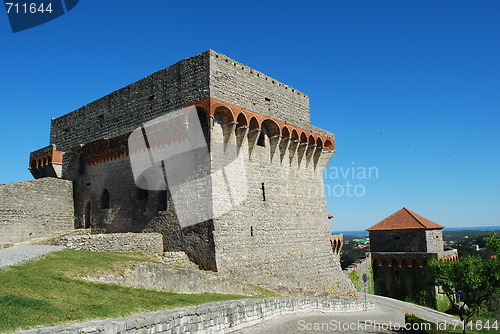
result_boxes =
[0,249,271,333]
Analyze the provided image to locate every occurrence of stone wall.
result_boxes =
[344,254,373,293]
[42,50,348,294]
[369,230,428,252]
[21,297,373,334]
[208,51,311,129]
[82,261,264,296]
[209,120,353,294]
[425,229,444,253]
[69,152,216,269]
[0,178,74,244]
[65,108,351,293]
[49,50,327,152]
[51,233,163,255]
[50,52,211,151]
[372,260,436,308]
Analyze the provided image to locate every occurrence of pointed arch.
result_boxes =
[236,113,248,127]
[281,126,290,138]
[308,135,315,145]
[249,117,260,130]
[291,129,299,141]
[299,132,307,143]
[316,137,323,148]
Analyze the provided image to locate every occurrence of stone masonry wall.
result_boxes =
[71,153,216,269]
[369,230,428,252]
[50,52,211,151]
[0,178,74,244]
[344,254,373,293]
[49,50,327,152]
[425,229,444,253]
[210,121,353,295]
[21,297,373,334]
[51,233,163,255]
[209,51,312,129]
[67,111,349,292]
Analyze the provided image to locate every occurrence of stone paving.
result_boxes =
[0,245,64,269]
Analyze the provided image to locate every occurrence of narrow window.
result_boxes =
[158,190,168,212]
[78,155,85,175]
[83,202,91,228]
[394,236,400,240]
[396,270,400,282]
[261,183,266,201]
[100,189,110,209]
[251,226,254,237]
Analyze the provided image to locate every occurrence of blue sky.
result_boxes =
[1,1,498,231]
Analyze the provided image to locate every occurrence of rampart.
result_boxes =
[0,178,74,245]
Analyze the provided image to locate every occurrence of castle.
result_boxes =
[367,207,458,306]
[2,50,353,294]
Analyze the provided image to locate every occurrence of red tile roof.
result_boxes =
[366,207,445,231]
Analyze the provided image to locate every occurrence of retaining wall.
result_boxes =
[51,232,164,255]
[0,178,74,244]
[21,297,373,334]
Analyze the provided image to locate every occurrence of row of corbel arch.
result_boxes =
[195,104,335,151]
[372,257,428,268]
[330,236,344,255]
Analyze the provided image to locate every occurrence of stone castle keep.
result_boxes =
[2,50,353,294]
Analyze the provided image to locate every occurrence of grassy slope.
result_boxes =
[0,249,271,333]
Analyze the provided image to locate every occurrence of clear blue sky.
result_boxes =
[1,1,498,231]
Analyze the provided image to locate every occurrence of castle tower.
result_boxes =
[28,50,354,295]
[367,207,458,306]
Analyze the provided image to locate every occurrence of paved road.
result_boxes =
[0,245,65,269]
[234,294,460,334]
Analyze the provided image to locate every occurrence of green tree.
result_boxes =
[428,234,500,334]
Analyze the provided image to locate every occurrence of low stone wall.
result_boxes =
[51,232,163,255]
[0,178,74,245]
[21,297,373,334]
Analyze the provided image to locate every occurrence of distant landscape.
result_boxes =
[334,226,500,237]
